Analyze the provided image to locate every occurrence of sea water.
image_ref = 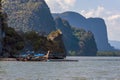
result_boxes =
[0,57,120,80]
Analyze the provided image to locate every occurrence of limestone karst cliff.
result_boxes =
[54,17,98,56]
[1,0,98,56]
[2,0,56,34]
[52,11,115,51]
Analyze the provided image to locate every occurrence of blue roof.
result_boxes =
[34,54,45,57]
[20,54,28,57]
[20,52,45,57]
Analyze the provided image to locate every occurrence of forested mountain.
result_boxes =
[72,28,98,56]
[2,0,56,34]
[1,0,98,56]
[53,11,115,51]
[55,17,97,56]
[0,0,66,58]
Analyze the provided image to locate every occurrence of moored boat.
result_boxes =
[17,51,50,61]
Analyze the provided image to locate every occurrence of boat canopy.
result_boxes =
[34,53,45,57]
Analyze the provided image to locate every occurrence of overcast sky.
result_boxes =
[45,0,120,41]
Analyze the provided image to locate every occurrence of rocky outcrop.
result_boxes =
[23,30,66,59]
[72,28,98,56]
[53,11,115,51]
[47,30,66,58]
[54,17,80,53]
[86,18,114,51]
[2,0,56,34]
[54,17,98,56]
[47,29,62,41]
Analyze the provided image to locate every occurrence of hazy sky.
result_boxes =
[45,0,120,41]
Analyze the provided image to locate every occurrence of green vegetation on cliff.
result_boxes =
[55,17,80,54]
[0,4,24,57]
[52,12,115,51]
[55,17,98,56]
[2,28,66,58]
[0,0,99,57]
[97,51,120,56]
[3,27,24,57]
[0,0,66,58]
[72,28,98,56]
[23,30,65,54]
[22,30,66,58]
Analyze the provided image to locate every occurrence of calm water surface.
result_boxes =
[0,57,120,80]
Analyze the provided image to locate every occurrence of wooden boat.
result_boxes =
[17,51,50,61]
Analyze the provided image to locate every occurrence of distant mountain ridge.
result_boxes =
[109,41,120,50]
[54,17,98,55]
[52,11,115,51]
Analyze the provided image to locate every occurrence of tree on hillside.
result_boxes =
[3,26,24,57]
[73,28,98,56]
